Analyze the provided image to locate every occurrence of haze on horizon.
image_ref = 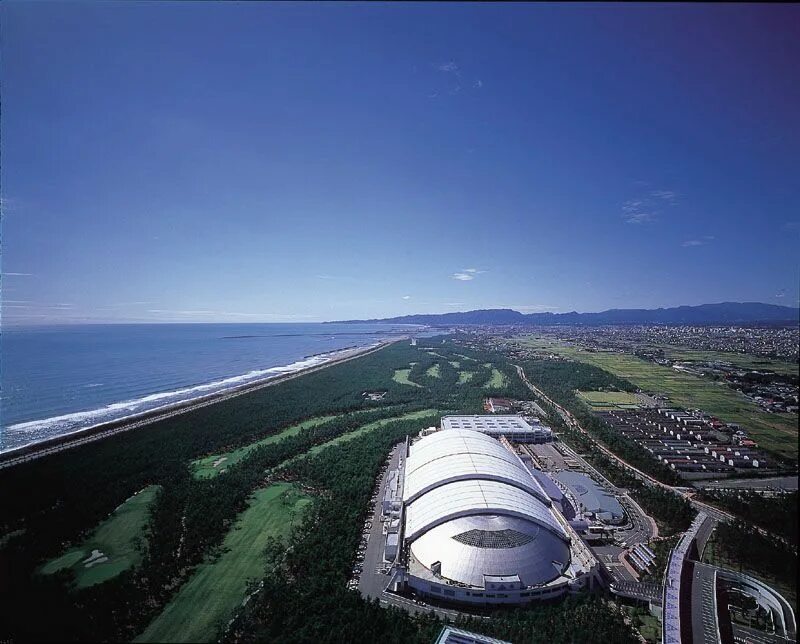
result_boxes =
[2,3,799,325]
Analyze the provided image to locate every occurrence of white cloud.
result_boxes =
[473,79,483,89]
[452,272,475,281]
[402,295,411,300]
[651,190,678,203]
[315,274,335,280]
[437,61,459,73]
[3,272,33,276]
[621,187,677,224]
[681,235,714,247]
[625,212,656,224]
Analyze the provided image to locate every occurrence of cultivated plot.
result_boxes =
[517,336,798,460]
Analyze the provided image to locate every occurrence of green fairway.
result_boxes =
[192,414,342,479]
[457,371,474,384]
[577,390,642,409]
[40,485,160,588]
[135,483,310,643]
[302,409,438,458]
[483,365,508,389]
[517,336,798,460]
[454,353,477,362]
[425,364,441,378]
[392,368,421,387]
[449,361,460,368]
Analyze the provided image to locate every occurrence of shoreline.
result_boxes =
[0,338,401,469]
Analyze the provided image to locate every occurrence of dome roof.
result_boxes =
[403,429,571,589]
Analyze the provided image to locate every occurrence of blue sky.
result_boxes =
[2,2,798,324]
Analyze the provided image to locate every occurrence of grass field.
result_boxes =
[392,368,421,387]
[457,371,474,384]
[135,483,311,643]
[192,414,342,479]
[577,390,642,409]
[449,361,460,369]
[517,336,798,460]
[483,364,508,389]
[40,485,160,588]
[425,364,441,378]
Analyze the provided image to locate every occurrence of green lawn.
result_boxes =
[516,336,798,460]
[425,364,441,378]
[40,485,160,588]
[392,368,421,387]
[577,390,642,409]
[135,483,311,643]
[192,414,343,479]
[483,365,508,389]
[457,371,474,384]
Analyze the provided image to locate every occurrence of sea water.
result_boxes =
[0,322,415,452]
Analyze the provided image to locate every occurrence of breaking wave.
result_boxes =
[3,351,343,452]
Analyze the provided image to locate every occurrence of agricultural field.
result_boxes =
[516,336,798,460]
[652,346,798,376]
[135,483,311,643]
[457,371,474,384]
[392,368,421,387]
[40,485,160,588]
[483,364,508,389]
[576,390,641,410]
[425,364,441,378]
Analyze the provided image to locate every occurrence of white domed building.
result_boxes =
[392,429,599,605]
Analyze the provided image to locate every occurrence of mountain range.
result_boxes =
[332,302,799,326]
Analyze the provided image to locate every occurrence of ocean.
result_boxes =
[0,322,417,452]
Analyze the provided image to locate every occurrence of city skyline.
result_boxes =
[2,3,799,324]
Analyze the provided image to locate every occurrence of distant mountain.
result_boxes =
[332,302,800,326]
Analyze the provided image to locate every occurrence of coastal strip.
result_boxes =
[0,339,402,470]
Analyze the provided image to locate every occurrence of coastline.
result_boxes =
[0,338,401,469]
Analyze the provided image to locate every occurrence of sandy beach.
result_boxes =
[0,338,400,470]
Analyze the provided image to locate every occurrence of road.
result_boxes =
[0,340,398,471]
[513,364,793,546]
[691,562,721,644]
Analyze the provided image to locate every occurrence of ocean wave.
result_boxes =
[3,352,340,449]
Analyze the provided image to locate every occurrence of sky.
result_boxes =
[2,2,799,324]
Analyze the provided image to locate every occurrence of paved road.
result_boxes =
[697,477,799,493]
[691,562,720,644]
[514,364,792,551]
[358,445,401,600]
[732,622,794,644]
